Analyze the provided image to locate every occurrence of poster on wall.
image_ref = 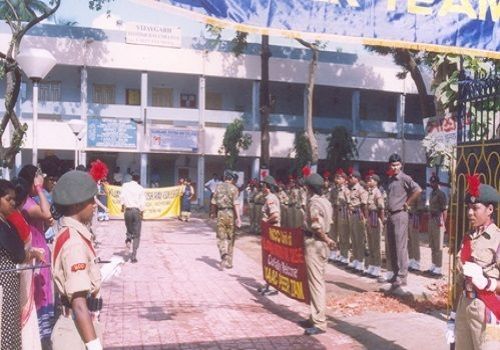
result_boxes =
[150,128,199,152]
[87,117,137,149]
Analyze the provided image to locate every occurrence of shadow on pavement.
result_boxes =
[139,305,175,322]
[328,316,407,350]
[103,335,329,350]
[196,255,221,270]
[328,281,369,293]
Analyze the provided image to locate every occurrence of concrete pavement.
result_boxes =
[93,217,448,350]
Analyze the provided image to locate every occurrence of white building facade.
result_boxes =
[0,22,433,205]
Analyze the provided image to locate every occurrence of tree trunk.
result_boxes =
[399,50,432,118]
[259,35,271,169]
[297,39,319,171]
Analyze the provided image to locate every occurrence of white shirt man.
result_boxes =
[205,175,220,194]
[119,177,146,212]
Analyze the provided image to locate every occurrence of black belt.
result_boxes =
[125,207,140,211]
[304,230,314,238]
[389,209,404,215]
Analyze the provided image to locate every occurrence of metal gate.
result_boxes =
[449,72,499,305]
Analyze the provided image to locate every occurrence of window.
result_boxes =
[93,84,115,104]
[180,93,197,108]
[126,89,141,105]
[152,87,173,107]
[359,90,398,121]
[206,91,222,110]
[39,81,61,102]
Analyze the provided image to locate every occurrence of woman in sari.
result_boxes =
[18,165,54,350]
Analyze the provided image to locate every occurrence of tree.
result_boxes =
[219,118,252,170]
[0,0,61,167]
[325,126,357,172]
[292,131,312,176]
[296,38,322,172]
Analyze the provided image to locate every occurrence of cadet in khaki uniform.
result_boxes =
[446,179,499,350]
[408,191,426,272]
[329,169,350,264]
[365,172,385,278]
[427,174,448,276]
[297,173,334,336]
[277,183,289,227]
[348,169,368,273]
[247,180,257,233]
[253,185,266,234]
[261,176,281,227]
[50,171,103,350]
[212,171,242,269]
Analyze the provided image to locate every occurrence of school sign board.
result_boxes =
[261,223,310,304]
[136,0,500,58]
[87,117,137,149]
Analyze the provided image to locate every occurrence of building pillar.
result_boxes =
[252,157,260,180]
[252,81,260,130]
[352,90,360,136]
[197,155,205,207]
[397,94,406,161]
[79,66,88,166]
[140,71,148,186]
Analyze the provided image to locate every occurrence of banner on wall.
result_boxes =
[105,185,183,220]
[135,0,500,59]
[261,223,310,304]
[87,117,137,149]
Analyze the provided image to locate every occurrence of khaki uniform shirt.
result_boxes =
[429,188,447,215]
[289,187,300,208]
[305,194,333,235]
[253,190,266,205]
[457,223,500,287]
[367,187,385,211]
[330,185,350,207]
[262,192,281,226]
[349,183,368,208]
[52,217,102,302]
[277,190,289,206]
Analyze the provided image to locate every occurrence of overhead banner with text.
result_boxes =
[261,223,310,304]
[135,0,499,58]
[105,185,183,220]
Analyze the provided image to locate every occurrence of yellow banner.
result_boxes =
[105,185,183,220]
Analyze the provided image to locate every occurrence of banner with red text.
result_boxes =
[261,223,310,304]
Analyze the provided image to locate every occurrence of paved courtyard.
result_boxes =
[94,217,447,350]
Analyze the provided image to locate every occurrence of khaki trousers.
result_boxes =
[366,219,382,266]
[350,214,366,262]
[429,216,444,268]
[280,204,288,228]
[304,237,328,331]
[248,203,256,232]
[254,204,263,234]
[408,215,421,262]
[337,216,350,258]
[456,296,500,350]
[51,315,103,350]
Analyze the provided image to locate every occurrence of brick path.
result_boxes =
[95,218,361,350]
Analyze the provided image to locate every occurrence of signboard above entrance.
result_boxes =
[87,117,137,149]
[125,22,182,48]
[134,0,500,59]
[150,128,199,152]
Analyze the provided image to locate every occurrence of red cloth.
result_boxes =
[6,210,30,242]
[460,234,500,319]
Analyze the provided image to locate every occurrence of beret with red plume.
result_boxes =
[323,170,331,180]
[301,165,311,178]
[335,168,346,178]
[89,159,109,182]
[465,174,500,204]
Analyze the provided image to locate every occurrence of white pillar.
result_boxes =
[79,66,88,166]
[32,81,39,165]
[14,151,22,177]
[140,72,148,186]
[397,94,406,162]
[198,76,206,127]
[252,157,260,180]
[351,90,360,136]
[197,155,205,206]
[252,81,260,130]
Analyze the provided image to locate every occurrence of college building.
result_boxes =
[0,20,433,204]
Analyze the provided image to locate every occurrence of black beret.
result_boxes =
[350,170,361,179]
[52,170,97,206]
[388,153,402,163]
[370,174,380,183]
[466,184,500,205]
[305,173,324,188]
[430,174,440,183]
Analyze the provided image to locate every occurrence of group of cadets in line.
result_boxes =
[244,167,449,279]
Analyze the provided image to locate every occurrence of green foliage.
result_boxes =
[293,131,312,175]
[87,0,114,11]
[219,118,252,169]
[0,0,52,21]
[325,126,357,171]
[231,31,248,57]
